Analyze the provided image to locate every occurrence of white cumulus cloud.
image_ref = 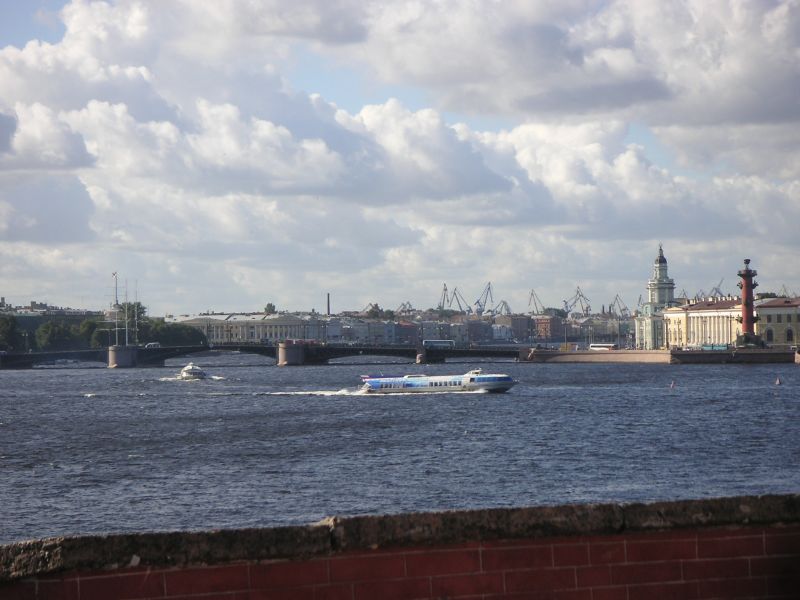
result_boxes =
[0,0,797,313]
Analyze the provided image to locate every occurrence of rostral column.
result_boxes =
[737,258,758,335]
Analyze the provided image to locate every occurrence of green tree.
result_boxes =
[118,302,147,338]
[35,321,82,351]
[0,315,20,351]
[148,320,207,346]
[78,319,99,346]
[91,327,115,348]
[264,302,277,315]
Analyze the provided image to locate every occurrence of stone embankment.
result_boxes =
[525,348,797,364]
[1,494,798,599]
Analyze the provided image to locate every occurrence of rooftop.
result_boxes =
[757,297,800,309]
[667,297,741,312]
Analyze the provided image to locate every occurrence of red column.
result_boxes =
[737,259,758,334]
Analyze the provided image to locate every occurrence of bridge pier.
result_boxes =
[278,342,305,366]
[108,345,138,368]
[415,349,445,364]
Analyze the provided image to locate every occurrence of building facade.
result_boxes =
[634,245,679,349]
[172,313,326,345]
[755,297,800,348]
[663,297,741,348]
[663,295,800,349]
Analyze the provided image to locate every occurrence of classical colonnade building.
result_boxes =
[663,298,740,348]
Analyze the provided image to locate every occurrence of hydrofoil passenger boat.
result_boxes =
[179,362,206,380]
[360,369,516,394]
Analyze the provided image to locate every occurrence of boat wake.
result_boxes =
[252,388,491,397]
[158,375,226,382]
[253,388,365,396]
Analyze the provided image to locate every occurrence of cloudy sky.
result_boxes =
[1,0,798,317]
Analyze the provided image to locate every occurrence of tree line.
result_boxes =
[0,302,205,352]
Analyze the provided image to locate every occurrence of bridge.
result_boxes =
[279,342,524,365]
[0,348,107,369]
[0,343,525,369]
[0,345,215,369]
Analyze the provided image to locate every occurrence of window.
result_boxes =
[766,315,772,323]
[766,329,774,342]
[777,314,782,323]
[788,329,794,343]
[788,314,793,323]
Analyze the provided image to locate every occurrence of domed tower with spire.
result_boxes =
[635,245,680,349]
[647,245,676,308]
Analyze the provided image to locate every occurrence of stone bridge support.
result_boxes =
[278,341,306,366]
[415,349,446,364]
[108,345,137,368]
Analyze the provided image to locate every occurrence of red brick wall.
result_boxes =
[4,525,799,600]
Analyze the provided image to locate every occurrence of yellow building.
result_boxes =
[756,297,800,348]
[663,297,741,349]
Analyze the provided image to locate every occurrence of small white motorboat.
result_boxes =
[179,362,206,380]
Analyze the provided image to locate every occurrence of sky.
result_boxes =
[1,0,798,317]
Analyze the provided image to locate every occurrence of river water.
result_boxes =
[1,354,798,544]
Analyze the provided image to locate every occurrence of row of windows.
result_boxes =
[765,314,795,323]
[377,380,462,389]
[764,329,794,343]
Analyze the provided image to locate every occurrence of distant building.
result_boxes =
[634,245,680,349]
[756,297,800,348]
[172,313,325,344]
[466,319,493,344]
[394,321,420,345]
[493,314,532,342]
[531,314,565,342]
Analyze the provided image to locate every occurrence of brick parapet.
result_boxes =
[2,494,799,599]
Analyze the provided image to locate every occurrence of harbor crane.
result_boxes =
[435,283,474,314]
[528,289,546,315]
[563,286,591,317]
[493,300,513,315]
[709,278,725,297]
[361,302,380,315]
[449,287,471,314]
[608,294,631,318]
[396,301,415,315]
[437,283,449,311]
[474,282,494,316]
[694,280,725,300]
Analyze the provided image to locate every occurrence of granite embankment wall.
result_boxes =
[524,349,798,364]
[2,494,798,600]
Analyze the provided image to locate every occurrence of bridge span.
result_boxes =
[278,342,525,366]
[0,343,525,369]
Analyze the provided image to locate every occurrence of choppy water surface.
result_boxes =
[1,354,798,543]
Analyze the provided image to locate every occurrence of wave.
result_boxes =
[158,374,225,382]
[252,388,366,396]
